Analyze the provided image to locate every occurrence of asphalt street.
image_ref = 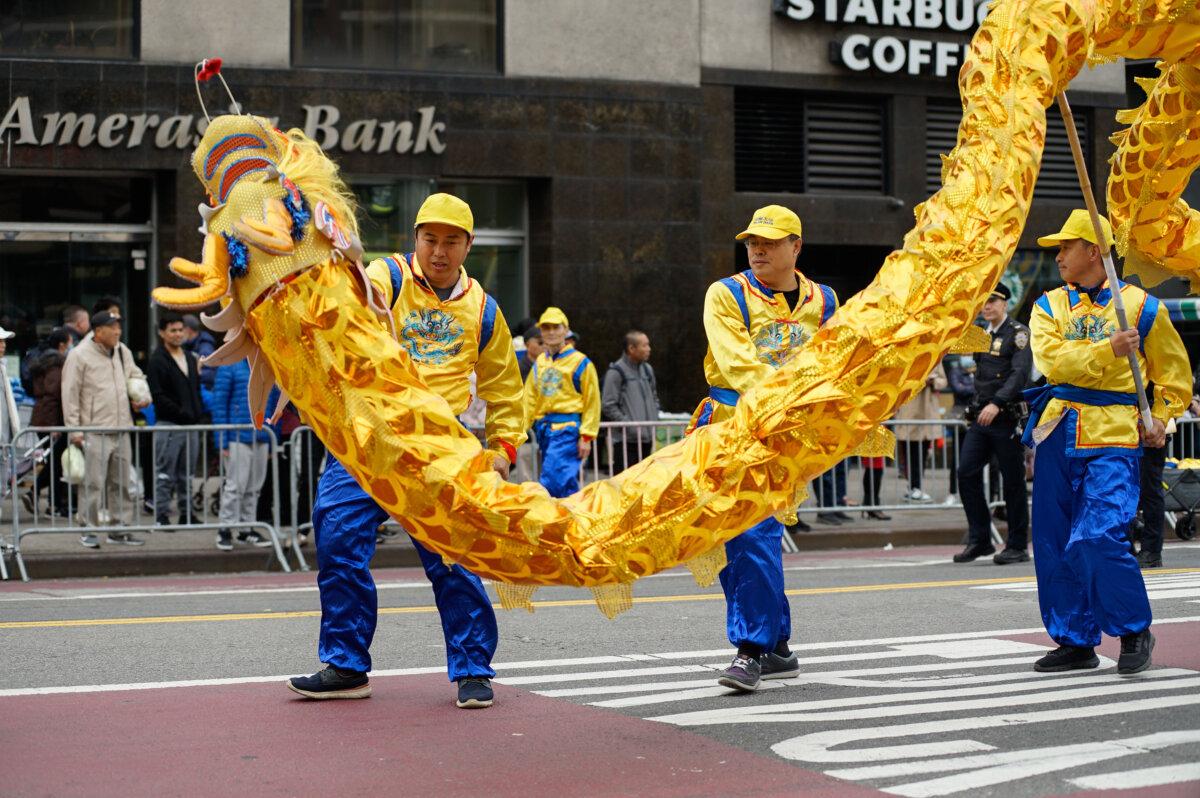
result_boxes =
[2,542,1199,797]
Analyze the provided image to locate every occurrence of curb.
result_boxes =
[7,524,972,581]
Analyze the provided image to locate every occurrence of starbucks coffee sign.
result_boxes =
[0,97,446,154]
[774,0,991,78]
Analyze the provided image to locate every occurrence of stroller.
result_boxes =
[0,433,51,523]
[1163,465,1200,541]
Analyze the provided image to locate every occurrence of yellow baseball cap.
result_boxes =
[415,193,474,235]
[735,204,803,240]
[1036,208,1115,249]
[538,307,569,328]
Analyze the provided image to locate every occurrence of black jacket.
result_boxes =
[973,316,1032,411]
[147,346,207,424]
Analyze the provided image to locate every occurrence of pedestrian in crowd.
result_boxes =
[78,296,122,346]
[0,325,19,446]
[814,461,851,525]
[517,326,543,382]
[61,305,89,348]
[601,329,660,472]
[953,282,1032,564]
[894,361,947,502]
[181,313,218,392]
[62,311,149,547]
[943,352,977,502]
[211,359,273,550]
[289,193,525,709]
[860,456,890,520]
[1134,386,1169,569]
[257,398,325,546]
[523,306,600,498]
[146,313,207,528]
[28,327,72,517]
[1024,209,1189,675]
[688,204,836,693]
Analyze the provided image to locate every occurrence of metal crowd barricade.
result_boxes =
[5,423,299,581]
[274,417,1008,566]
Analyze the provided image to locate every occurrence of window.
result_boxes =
[293,0,499,73]
[353,179,528,320]
[0,0,137,59]
[926,99,1089,201]
[735,87,887,194]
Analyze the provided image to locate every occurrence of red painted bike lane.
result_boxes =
[1,676,885,798]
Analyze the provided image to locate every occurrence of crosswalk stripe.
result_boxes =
[1068,761,1200,790]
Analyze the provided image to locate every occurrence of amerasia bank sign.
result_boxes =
[0,99,447,155]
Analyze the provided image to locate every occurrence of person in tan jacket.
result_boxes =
[893,361,948,502]
[61,312,150,547]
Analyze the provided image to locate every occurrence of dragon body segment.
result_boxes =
[154,0,1200,617]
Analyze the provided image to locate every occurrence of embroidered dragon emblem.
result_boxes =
[399,308,464,365]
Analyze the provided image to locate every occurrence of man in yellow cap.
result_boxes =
[523,306,600,497]
[1023,208,1190,676]
[290,192,526,709]
[689,204,837,693]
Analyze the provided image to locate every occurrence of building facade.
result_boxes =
[0,1,1128,410]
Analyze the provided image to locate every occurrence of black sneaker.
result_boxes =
[237,530,273,548]
[456,677,494,708]
[1117,629,1155,675]
[717,655,762,692]
[1136,550,1163,569]
[953,543,996,563]
[760,649,800,680]
[815,513,843,526]
[216,529,233,552]
[832,511,854,522]
[105,532,145,546]
[786,518,811,534]
[287,665,371,699]
[1033,645,1100,672]
[993,548,1030,565]
[79,534,100,549]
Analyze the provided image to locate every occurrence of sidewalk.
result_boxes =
[3,505,978,581]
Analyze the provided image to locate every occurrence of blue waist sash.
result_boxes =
[538,412,581,426]
[708,386,740,407]
[1020,383,1137,447]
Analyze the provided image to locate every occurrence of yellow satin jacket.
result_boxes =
[522,346,601,440]
[366,253,526,461]
[697,268,838,425]
[1030,279,1190,456]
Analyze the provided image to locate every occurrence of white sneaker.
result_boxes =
[906,489,932,502]
[943,493,958,506]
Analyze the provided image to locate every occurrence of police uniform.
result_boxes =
[690,206,836,669]
[522,307,600,498]
[955,282,1033,563]
[310,195,525,688]
[1024,210,1190,670]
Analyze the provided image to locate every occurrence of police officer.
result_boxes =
[953,282,1033,564]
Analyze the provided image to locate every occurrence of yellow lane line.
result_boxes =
[3,568,1197,630]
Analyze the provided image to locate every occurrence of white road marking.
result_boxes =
[652,672,1200,720]
[496,664,715,686]
[883,730,1200,797]
[3,617,1197,698]
[1068,760,1200,790]
[826,730,1200,781]
[766,693,1200,765]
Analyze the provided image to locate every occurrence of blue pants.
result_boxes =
[1032,421,1151,647]
[535,420,582,498]
[718,516,792,651]
[313,457,498,679]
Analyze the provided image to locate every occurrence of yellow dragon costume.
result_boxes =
[154,0,1200,617]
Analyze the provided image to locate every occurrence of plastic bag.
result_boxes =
[61,444,85,485]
